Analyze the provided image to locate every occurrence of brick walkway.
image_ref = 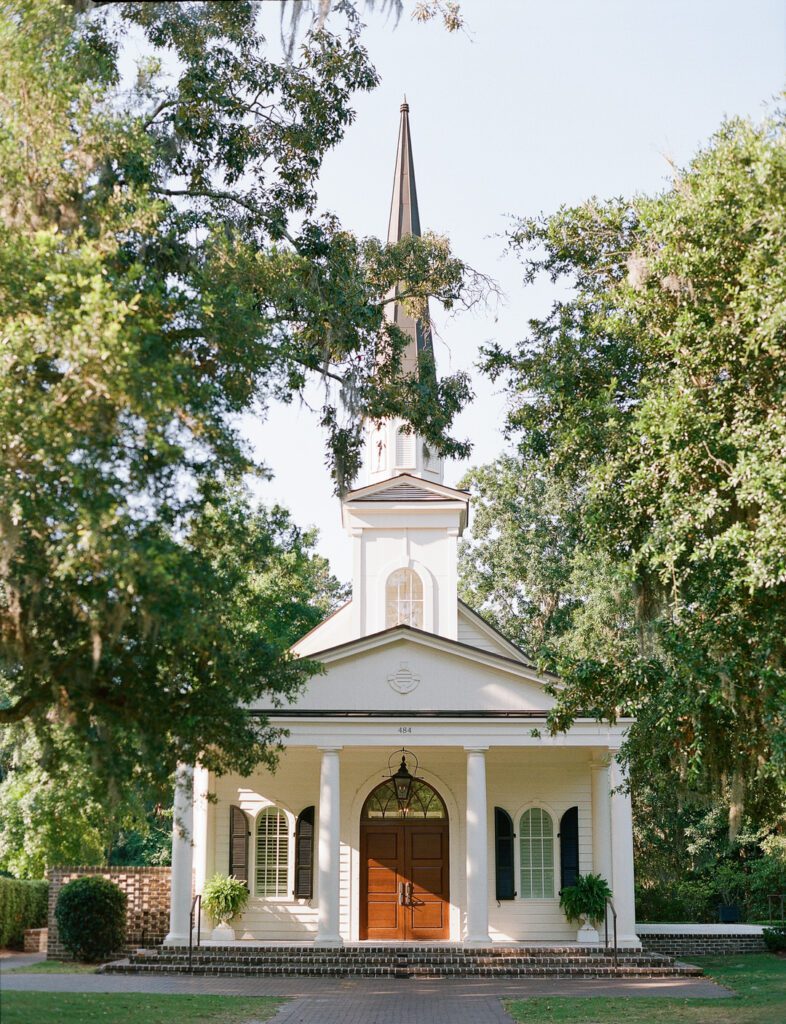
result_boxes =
[0,966,733,1023]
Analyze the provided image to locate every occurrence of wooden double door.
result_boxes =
[360,821,450,941]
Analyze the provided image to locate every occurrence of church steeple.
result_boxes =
[365,101,443,486]
[386,100,432,378]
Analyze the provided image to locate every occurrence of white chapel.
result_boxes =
[165,103,640,949]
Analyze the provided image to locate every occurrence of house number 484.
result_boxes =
[398,726,412,734]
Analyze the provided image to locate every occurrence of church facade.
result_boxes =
[165,104,639,949]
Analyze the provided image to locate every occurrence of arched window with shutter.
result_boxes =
[559,806,579,892]
[255,806,289,897]
[229,805,250,885]
[519,807,555,898]
[494,807,515,900]
[294,806,315,899]
[385,568,423,628]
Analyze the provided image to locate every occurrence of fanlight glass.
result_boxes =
[362,779,447,820]
[385,568,423,629]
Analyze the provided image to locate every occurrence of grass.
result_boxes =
[5,958,101,973]
[0,992,285,1024]
[505,954,785,1023]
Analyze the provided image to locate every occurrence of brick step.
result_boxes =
[103,960,702,978]
[152,944,628,956]
[128,953,668,968]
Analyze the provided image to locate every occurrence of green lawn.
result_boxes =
[505,954,785,1023]
[6,958,100,973]
[0,992,285,1024]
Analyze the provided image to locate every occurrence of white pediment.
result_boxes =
[260,627,555,715]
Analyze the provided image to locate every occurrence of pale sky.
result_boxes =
[245,0,786,582]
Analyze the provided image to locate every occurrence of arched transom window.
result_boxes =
[255,806,289,897]
[519,807,555,898]
[362,779,447,820]
[385,568,423,629]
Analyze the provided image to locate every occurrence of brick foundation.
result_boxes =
[47,866,171,960]
[638,927,766,957]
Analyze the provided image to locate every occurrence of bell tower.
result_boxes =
[365,101,444,486]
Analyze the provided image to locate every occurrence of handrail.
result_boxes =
[188,893,202,972]
[766,893,785,923]
[604,897,618,967]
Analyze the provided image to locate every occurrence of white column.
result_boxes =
[590,757,613,886]
[465,746,491,944]
[164,763,194,945]
[316,746,343,945]
[610,753,639,946]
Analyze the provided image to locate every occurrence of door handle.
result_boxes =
[406,882,413,905]
[398,882,405,905]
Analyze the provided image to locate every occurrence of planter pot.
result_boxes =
[210,922,236,942]
[576,917,600,944]
[717,904,742,924]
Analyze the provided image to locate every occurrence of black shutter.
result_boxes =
[229,804,250,885]
[294,806,315,899]
[559,806,579,891]
[494,807,515,900]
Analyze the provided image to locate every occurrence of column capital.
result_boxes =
[317,745,343,753]
[464,745,489,754]
[589,756,611,770]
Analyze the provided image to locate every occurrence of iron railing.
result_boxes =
[604,897,618,967]
[188,893,202,972]
[766,893,785,923]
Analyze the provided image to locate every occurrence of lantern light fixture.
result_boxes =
[386,748,420,814]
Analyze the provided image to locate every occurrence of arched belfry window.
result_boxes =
[362,778,447,820]
[385,568,423,629]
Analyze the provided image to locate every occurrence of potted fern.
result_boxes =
[559,873,612,944]
[202,874,250,942]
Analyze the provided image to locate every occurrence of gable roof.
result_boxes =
[344,472,469,505]
[456,600,537,668]
[298,621,556,687]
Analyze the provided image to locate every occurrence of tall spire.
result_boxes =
[387,100,431,376]
[363,101,443,487]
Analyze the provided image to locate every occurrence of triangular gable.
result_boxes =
[258,625,556,714]
[344,473,469,505]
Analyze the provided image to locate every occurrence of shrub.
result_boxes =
[763,925,786,952]
[559,873,612,926]
[0,878,48,948]
[55,876,127,962]
[202,874,249,926]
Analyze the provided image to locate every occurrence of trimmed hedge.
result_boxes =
[0,878,49,949]
[55,876,127,961]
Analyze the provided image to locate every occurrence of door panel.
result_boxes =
[361,821,449,941]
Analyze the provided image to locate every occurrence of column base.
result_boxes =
[314,934,344,947]
[163,932,190,946]
[464,934,493,946]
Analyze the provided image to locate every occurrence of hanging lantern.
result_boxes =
[386,748,419,814]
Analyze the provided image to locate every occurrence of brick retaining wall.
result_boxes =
[47,866,171,959]
[638,927,766,957]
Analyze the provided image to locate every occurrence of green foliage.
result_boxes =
[202,873,250,926]
[0,0,480,801]
[559,873,612,926]
[762,925,786,951]
[466,105,786,843]
[0,877,48,948]
[55,876,126,962]
[635,833,786,922]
